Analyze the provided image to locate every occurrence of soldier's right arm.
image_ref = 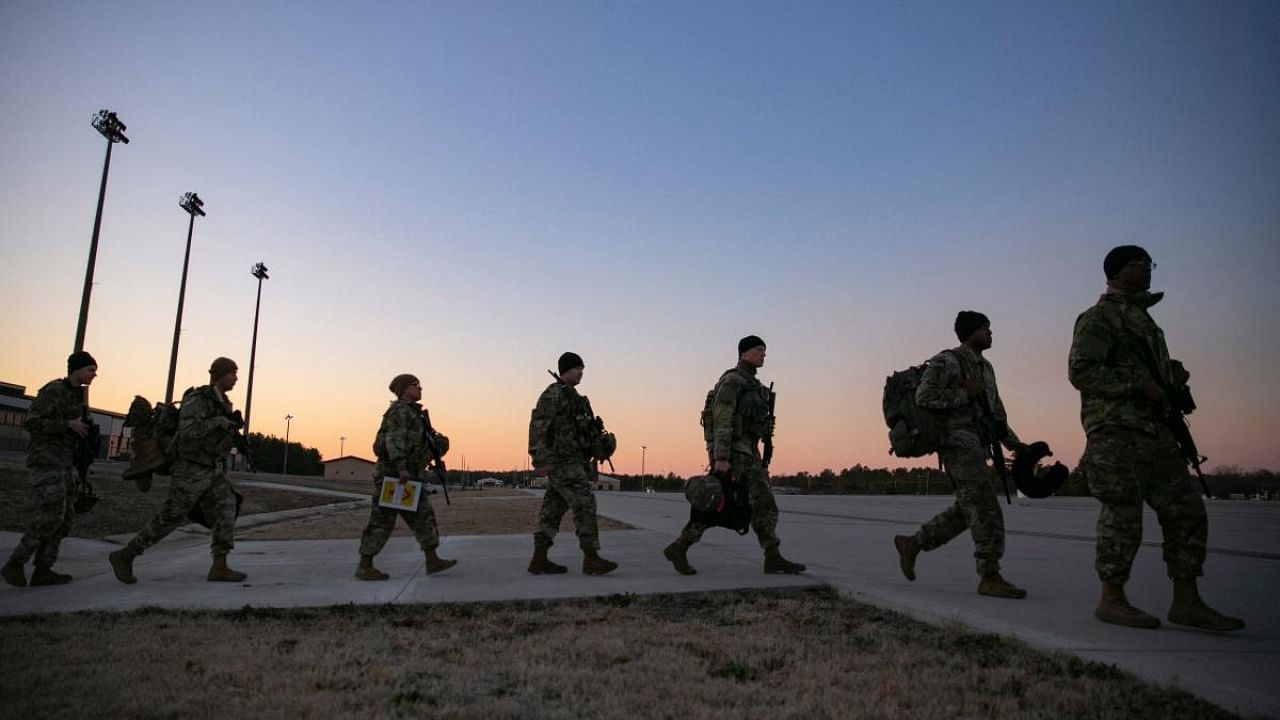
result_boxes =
[23,383,73,437]
[1069,309,1145,397]
[916,353,968,410]
[710,374,741,462]
[528,387,559,468]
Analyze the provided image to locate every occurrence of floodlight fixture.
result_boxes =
[91,109,129,144]
[179,192,206,217]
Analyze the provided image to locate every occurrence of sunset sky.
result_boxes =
[2,1,1277,478]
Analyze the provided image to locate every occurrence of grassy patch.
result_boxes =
[0,587,1236,720]
[0,463,342,539]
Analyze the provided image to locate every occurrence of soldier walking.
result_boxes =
[892,313,1028,599]
[663,336,805,576]
[354,373,456,580]
[526,352,618,575]
[2,351,98,588]
[1069,246,1243,631]
[108,358,247,583]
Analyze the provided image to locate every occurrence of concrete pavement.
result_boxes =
[2,491,1277,717]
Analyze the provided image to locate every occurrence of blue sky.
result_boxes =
[1,1,1277,475]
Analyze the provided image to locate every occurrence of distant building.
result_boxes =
[323,455,376,482]
[0,379,130,459]
[477,477,504,489]
[593,474,620,492]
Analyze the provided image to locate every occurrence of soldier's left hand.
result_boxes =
[67,419,89,437]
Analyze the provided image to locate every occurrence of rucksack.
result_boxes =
[700,369,739,444]
[882,352,953,458]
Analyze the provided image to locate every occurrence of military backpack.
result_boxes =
[882,352,956,458]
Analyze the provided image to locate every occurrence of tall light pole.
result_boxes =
[339,435,346,457]
[163,192,206,404]
[282,414,294,477]
[242,262,269,441]
[75,110,129,353]
[641,445,647,492]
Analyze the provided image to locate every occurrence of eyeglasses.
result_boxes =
[1127,260,1156,271]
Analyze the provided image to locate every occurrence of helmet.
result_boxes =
[684,474,723,512]
[593,432,617,461]
[1012,441,1069,499]
[432,433,450,459]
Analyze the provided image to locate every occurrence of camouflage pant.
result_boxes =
[1080,425,1206,583]
[127,460,236,556]
[7,466,77,568]
[679,452,781,550]
[533,460,600,551]
[916,440,1004,577]
[359,477,441,556]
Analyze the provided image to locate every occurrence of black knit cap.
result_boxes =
[1104,245,1151,279]
[954,311,990,342]
[67,351,97,374]
[738,335,766,355]
[558,352,584,373]
[209,357,238,380]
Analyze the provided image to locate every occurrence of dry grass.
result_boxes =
[0,462,345,539]
[239,487,632,540]
[0,587,1235,720]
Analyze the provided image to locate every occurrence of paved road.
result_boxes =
[2,491,1276,717]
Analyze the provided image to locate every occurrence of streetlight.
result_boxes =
[339,435,346,457]
[282,414,294,477]
[641,445,647,476]
[74,110,129,353]
[163,192,206,404]
[242,262,269,442]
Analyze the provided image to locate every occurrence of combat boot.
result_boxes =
[893,534,920,581]
[1,559,27,588]
[977,574,1027,599]
[1094,581,1159,629]
[1167,577,1245,632]
[206,553,247,583]
[582,550,618,576]
[108,547,139,585]
[425,548,458,575]
[527,544,567,575]
[663,539,696,575]
[354,554,389,581]
[763,547,806,574]
[29,566,72,586]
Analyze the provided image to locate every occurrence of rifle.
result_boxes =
[419,407,451,505]
[761,382,776,469]
[224,409,257,473]
[1161,384,1212,498]
[989,440,1012,505]
[72,389,101,514]
[1130,335,1213,499]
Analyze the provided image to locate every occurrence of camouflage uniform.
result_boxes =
[1069,288,1206,583]
[678,361,781,549]
[124,386,238,557]
[360,401,445,556]
[7,379,82,568]
[911,347,1022,577]
[528,382,602,551]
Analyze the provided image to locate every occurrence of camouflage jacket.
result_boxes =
[24,378,83,469]
[915,346,1021,451]
[173,385,235,467]
[373,401,442,477]
[1069,288,1177,436]
[528,382,598,467]
[709,361,773,463]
